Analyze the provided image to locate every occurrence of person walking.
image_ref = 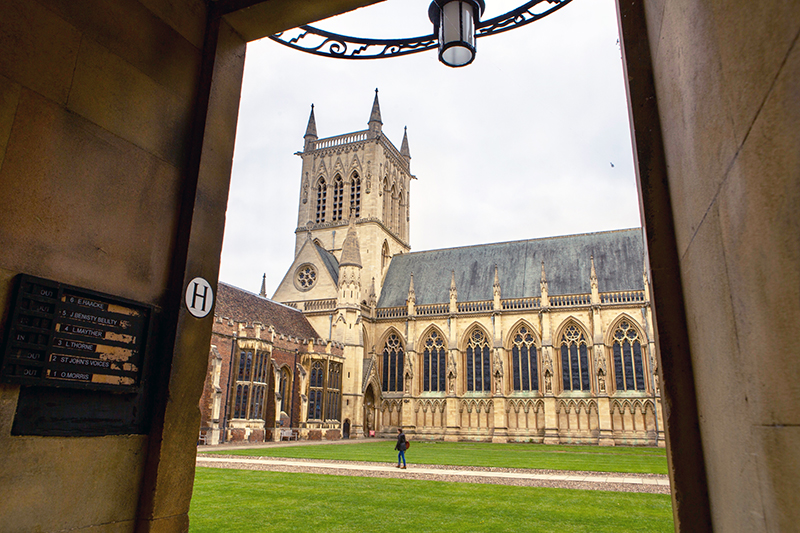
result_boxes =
[395,427,407,469]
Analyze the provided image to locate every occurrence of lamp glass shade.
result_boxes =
[435,0,480,67]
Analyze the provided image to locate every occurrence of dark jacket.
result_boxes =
[395,431,406,451]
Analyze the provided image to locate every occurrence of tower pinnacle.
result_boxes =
[368,88,382,137]
[400,126,411,162]
[304,104,317,151]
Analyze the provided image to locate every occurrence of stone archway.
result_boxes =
[364,384,376,436]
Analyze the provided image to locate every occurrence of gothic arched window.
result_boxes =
[308,361,324,420]
[612,320,646,391]
[315,178,326,223]
[511,326,539,391]
[390,184,397,233]
[350,173,361,218]
[325,362,342,421]
[382,334,404,392]
[332,175,344,221]
[466,329,491,392]
[422,330,446,392]
[560,324,590,391]
[398,191,405,238]
[381,241,390,272]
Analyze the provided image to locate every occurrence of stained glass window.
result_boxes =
[612,321,646,391]
[306,360,342,422]
[422,330,446,392]
[466,329,491,392]
[560,324,591,391]
[382,334,404,392]
[511,326,539,391]
[308,361,324,420]
[296,264,317,290]
[325,362,342,421]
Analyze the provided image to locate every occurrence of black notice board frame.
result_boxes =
[1,274,154,394]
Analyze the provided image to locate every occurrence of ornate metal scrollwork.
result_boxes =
[268,0,573,60]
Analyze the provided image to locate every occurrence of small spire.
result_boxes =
[590,255,599,304]
[368,277,377,307]
[368,88,382,137]
[304,104,317,151]
[449,270,458,313]
[492,265,501,309]
[339,216,362,268]
[259,273,267,297]
[400,126,411,161]
[408,273,416,303]
[540,262,549,307]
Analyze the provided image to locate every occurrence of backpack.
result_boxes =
[405,439,410,450]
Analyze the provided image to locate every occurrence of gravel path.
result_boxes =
[196,454,671,494]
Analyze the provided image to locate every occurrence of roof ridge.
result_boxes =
[217,281,305,313]
[397,228,642,257]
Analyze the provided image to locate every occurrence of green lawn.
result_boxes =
[200,441,668,474]
[190,468,674,532]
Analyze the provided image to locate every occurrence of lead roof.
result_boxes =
[216,282,321,340]
[377,228,645,307]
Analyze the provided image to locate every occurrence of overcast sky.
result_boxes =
[218,0,641,296]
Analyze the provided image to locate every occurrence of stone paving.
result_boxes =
[196,451,671,495]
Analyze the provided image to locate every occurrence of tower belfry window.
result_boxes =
[315,178,326,223]
[350,173,361,218]
[390,184,397,232]
[332,175,344,221]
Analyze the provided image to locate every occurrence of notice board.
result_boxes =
[1,274,153,393]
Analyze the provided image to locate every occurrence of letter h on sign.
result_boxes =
[185,277,214,318]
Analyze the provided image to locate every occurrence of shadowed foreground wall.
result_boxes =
[0,0,375,531]
[619,0,800,530]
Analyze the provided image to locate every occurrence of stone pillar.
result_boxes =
[596,396,614,446]
[491,397,508,443]
[543,396,559,445]
[445,396,460,442]
[402,397,415,431]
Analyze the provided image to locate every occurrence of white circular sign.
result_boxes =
[185,277,214,318]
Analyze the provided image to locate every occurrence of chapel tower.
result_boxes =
[293,90,414,296]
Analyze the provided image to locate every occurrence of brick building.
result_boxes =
[199,282,344,444]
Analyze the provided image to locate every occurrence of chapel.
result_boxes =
[200,91,664,446]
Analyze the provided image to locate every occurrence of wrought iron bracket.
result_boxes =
[268,0,574,60]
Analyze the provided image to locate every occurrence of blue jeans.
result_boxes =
[397,448,406,466]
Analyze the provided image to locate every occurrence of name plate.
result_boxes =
[1,275,152,392]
